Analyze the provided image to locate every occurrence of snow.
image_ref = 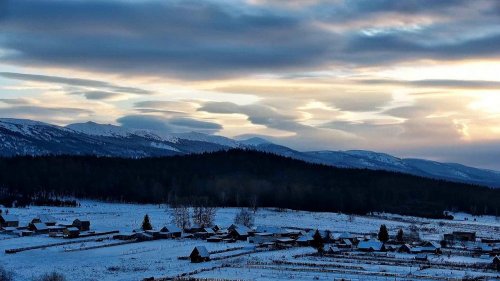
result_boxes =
[1,201,499,281]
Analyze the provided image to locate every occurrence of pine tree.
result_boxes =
[396,228,404,242]
[378,224,389,242]
[141,214,153,231]
[311,230,324,254]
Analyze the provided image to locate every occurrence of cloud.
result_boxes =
[0,72,151,95]
[358,79,500,89]
[117,114,222,134]
[70,91,125,100]
[0,98,32,105]
[0,105,93,121]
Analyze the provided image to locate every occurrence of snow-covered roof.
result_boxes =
[193,246,210,258]
[255,226,286,234]
[33,223,48,230]
[338,232,354,239]
[36,214,57,223]
[161,225,181,233]
[66,227,80,232]
[203,228,215,234]
[358,239,384,251]
[0,214,19,222]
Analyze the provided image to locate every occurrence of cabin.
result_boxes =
[190,246,210,263]
[32,214,57,226]
[19,230,34,237]
[184,224,204,233]
[135,232,154,241]
[338,238,353,249]
[358,239,385,252]
[113,232,137,240]
[296,234,313,246]
[64,227,80,238]
[415,254,428,261]
[398,244,412,253]
[229,226,249,241]
[29,223,49,233]
[249,232,276,244]
[207,237,222,243]
[72,219,90,231]
[412,241,441,254]
[276,238,295,246]
[160,225,182,238]
[324,245,341,255]
[254,226,286,237]
[0,214,19,228]
[444,231,476,242]
[47,225,66,234]
[493,256,500,271]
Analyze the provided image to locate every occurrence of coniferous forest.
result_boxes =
[0,149,498,218]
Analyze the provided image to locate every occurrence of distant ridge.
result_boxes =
[0,118,499,188]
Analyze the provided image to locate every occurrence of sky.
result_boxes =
[1,0,500,169]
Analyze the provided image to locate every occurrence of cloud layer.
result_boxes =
[1,0,500,169]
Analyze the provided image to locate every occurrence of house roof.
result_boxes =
[232,227,248,236]
[358,239,384,251]
[161,225,181,233]
[338,232,354,239]
[36,214,57,223]
[192,246,210,258]
[33,223,48,230]
[203,228,215,234]
[66,227,79,232]
[0,214,19,222]
[255,226,285,235]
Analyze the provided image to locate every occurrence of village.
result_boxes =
[1,202,499,281]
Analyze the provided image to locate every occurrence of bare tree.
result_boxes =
[192,204,217,227]
[234,208,255,228]
[249,195,258,213]
[171,205,191,230]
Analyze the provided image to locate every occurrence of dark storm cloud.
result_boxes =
[2,0,499,78]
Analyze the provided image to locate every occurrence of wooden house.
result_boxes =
[73,219,90,231]
[160,225,182,238]
[398,244,412,253]
[492,256,500,271]
[358,239,385,252]
[0,214,19,228]
[190,246,210,263]
[29,223,49,233]
[229,226,249,241]
[64,227,80,238]
[415,254,428,261]
[444,231,476,242]
[32,214,57,226]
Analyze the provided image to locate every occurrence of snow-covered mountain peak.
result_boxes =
[238,137,272,146]
[67,121,132,137]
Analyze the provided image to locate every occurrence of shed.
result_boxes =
[358,239,385,252]
[190,246,210,263]
[64,227,80,238]
[0,214,19,228]
[296,234,313,246]
[72,219,91,231]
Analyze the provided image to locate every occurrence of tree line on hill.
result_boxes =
[0,149,499,218]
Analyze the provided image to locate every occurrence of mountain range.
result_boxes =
[1,118,499,188]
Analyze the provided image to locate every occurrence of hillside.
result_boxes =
[0,150,498,218]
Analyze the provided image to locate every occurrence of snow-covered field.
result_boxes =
[1,201,499,281]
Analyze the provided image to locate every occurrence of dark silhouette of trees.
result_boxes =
[311,230,324,254]
[0,150,499,218]
[141,214,153,231]
[378,224,389,242]
[396,228,404,242]
[234,208,255,228]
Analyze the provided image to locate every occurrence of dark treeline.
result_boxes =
[0,150,498,218]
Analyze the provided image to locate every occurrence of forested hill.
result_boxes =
[0,150,498,218]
